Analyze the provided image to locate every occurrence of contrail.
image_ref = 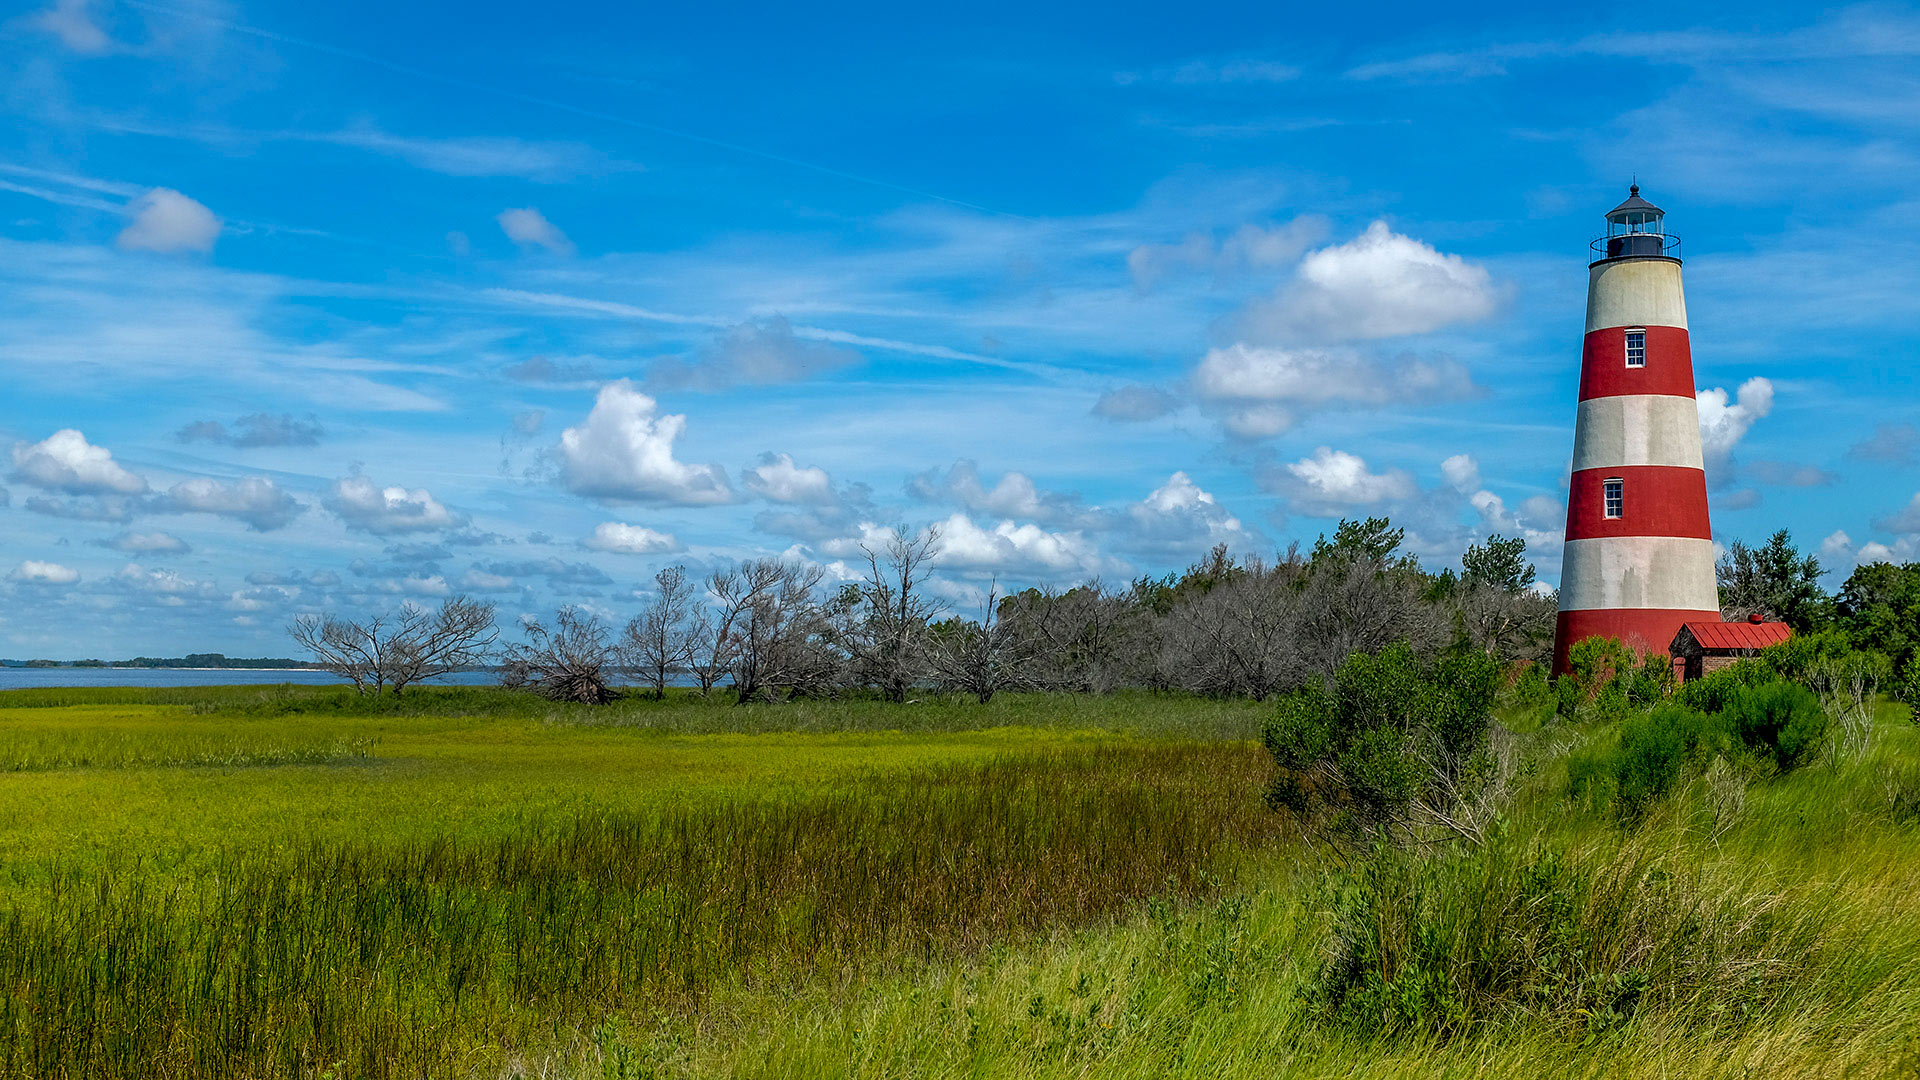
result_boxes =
[122,1,1035,223]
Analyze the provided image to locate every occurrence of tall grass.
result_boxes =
[0,742,1275,1079]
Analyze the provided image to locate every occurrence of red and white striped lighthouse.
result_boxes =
[1552,187,1720,674]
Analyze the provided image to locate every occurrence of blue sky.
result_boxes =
[3,0,1918,657]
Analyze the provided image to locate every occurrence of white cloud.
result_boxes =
[496,207,575,256]
[583,521,683,555]
[9,560,79,585]
[742,453,836,504]
[1821,530,1855,563]
[117,188,221,254]
[1124,472,1256,556]
[1235,221,1498,343]
[932,512,1102,575]
[98,530,190,554]
[1126,217,1326,292]
[114,563,219,600]
[10,429,147,494]
[909,461,1091,526]
[157,476,303,531]
[1440,453,1481,493]
[318,126,616,182]
[457,570,520,593]
[557,381,734,505]
[1697,377,1775,468]
[1192,344,1473,436]
[1274,447,1418,513]
[29,0,112,54]
[323,475,462,535]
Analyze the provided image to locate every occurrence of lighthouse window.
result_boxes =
[1624,329,1647,368]
[1603,478,1624,519]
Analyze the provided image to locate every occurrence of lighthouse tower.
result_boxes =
[1552,187,1720,674]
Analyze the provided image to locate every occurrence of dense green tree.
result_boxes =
[1462,534,1537,593]
[1716,530,1831,632]
[1836,560,1920,670]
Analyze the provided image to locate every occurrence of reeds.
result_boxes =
[0,742,1274,1078]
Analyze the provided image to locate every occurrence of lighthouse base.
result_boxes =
[1552,607,1722,676]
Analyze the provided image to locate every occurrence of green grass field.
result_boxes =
[0,683,1915,1078]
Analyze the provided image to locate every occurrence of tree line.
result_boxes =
[288,517,1559,704]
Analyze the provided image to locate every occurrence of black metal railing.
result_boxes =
[1590,233,1682,261]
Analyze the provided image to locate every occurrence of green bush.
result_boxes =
[1673,659,1778,715]
[1264,644,1500,838]
[1312,838,1818,1037]
[1721,680,1828,772]
[1568,703,1732,819]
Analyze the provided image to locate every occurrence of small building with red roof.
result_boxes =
[1669,614,1793,683]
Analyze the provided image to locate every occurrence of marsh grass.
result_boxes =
[0,742,1275,1079]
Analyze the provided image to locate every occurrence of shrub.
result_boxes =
[1312,838,1819,1037]
[1673,658,1777,715]
[1721,680,1828,772]
[1567,703,1731,819]
[1264,643,1500,840]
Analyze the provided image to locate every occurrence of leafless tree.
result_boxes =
[1157,554,1306,699]
[1000,580,1151,693]
[1454,582,1558,665]
[926,580,1038,703]
[1296,556,1445,677]
[838,526,944,702]
[710,559,833,703]
[500,607,620,704]
[623,566,706,699]
[289,595,497,696]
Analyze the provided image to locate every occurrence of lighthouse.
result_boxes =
[1552,187,1720,674]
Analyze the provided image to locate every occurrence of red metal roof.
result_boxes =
[1678,620,1793,651]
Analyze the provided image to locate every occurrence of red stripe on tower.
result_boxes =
[1578,326,1696,400]
[1565,466,1711,540]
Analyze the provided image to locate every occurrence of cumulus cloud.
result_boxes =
[909,460,1092,527]
[1234,221,1498,343]
[649,317,858,391]
[29,0,112,53]
[1192,344,1474,438]
[10,429,147,494]
[1123,472,1257,556]
[1440,453,1482,493]
[742,452,836,504]
[117,188,221,254]
[157,476,303,531]
[583,521,683,554]
[557,381,734,505]
[1269,447,1418,515]
[496,207,574,255]
[9,560,79,585]
[22,495,135,522]
[932,513,1102,576]
[323,474,462,535]
[1697,377,1774,470]
[458,569,520,593]
[1848,422,1918,465]
[95,530,190,554]
[113,563,220,602]
[1091,385,1177,422]
[176,412,325,448]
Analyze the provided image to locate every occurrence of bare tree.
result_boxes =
[386,596,498,694]
[289,595,497,696]
[1157,554,1306,699]
[1002,581,1151,693]
[624,566,706,699]
[710,559,833,703]
[500,607,620,704]
[839,526,944,702]
[926,581,1037,703]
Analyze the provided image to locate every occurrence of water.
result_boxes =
[0,668,503,691]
